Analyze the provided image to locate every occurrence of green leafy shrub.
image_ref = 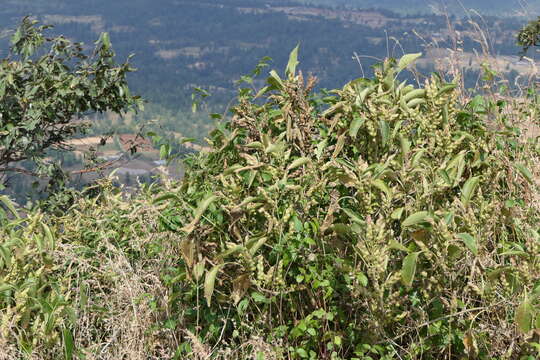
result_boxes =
[155,51,540,358]
[0,51,539,359]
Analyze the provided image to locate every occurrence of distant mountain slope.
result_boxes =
[292,0,539,16]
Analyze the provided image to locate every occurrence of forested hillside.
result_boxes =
[292,0,540,15]
[0,0,532,141]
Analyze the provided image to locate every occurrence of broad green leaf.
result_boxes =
[217,245,246,260]
[159,144,170,160]
[401,252,420,287]
[515,299,534,333]
[514,163,534,184]
[457,233,478,255]
[391,207,404,220]
[182,194,218,234]
[247,237,268,256]
[406,98,426,108]
[316,138,328,159]
[251,291,270,304]
[0,284,14,293]
[204,263,225,306]
[436,83,457,97]
[399,134,410,159]
[349,116,364,139]
[193,260,205,281]
[402,211,429,227]
[411,149,426,167]
[41,223,55,250]
[285,44,300,77]
[371,179,392,199]
[268,70,284,89]
[63,328,74,360]
[461,176,480,207]
[379,120,390,146]
[99,32,111,49]
[0,245,12,268]
[0,195,20,219]
[398,53,422,72]
[343,208,363,224]
[402,88,426,103]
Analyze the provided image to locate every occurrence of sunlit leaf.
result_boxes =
[402,211,429,227]
[457,233,478,255]
[401,252,420,287]
[204,263,225,307]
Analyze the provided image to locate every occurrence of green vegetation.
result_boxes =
[0,0,531,145]
[0,18,139,198]
[518,16,540,55]
[1,47,539,359]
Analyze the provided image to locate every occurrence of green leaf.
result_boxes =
[343,208,363,224]
[461,176,480,207]
[296,348,308,358]
[391,207,404,220]
[379,120,390,146]
[159,144,170,160]
[181,194,218,234]
[0,195,20,219]
[153,192,180,204]
[389,239,410,253]
[285,44,300,77]
[287,157,310,171]
[398,53,422,72]
[316,138,328,159]
[401,252,420,287]
[399,135,410,159]
[457,233,478,255]
[515,299,534,333]
[204,263,224,306]
[251,291,270,304]
[402,211,429,227]
[371,179,392,199]
[99,32,111,50]
[349,116,364,139]
[41,223,55,250]
[436,83,457,98]
[63,328,74,360]
[514,163,534,184]
[268,70,284,89]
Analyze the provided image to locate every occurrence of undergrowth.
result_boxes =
[0,51,539,359]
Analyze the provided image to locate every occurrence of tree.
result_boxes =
[517,16,540,55]
[0,17,141,180]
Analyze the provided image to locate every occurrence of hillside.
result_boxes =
[292,0,540,16]
[0,0,531,139]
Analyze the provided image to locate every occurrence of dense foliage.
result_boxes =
[1,52,538,359]
[518,16,540,55]
[0,18,139,180]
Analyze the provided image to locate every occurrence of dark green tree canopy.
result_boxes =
[517,16,540,55]
[0,17,141,176]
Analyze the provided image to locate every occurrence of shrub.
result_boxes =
[0,52,539,359]
[155,52,540,358]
